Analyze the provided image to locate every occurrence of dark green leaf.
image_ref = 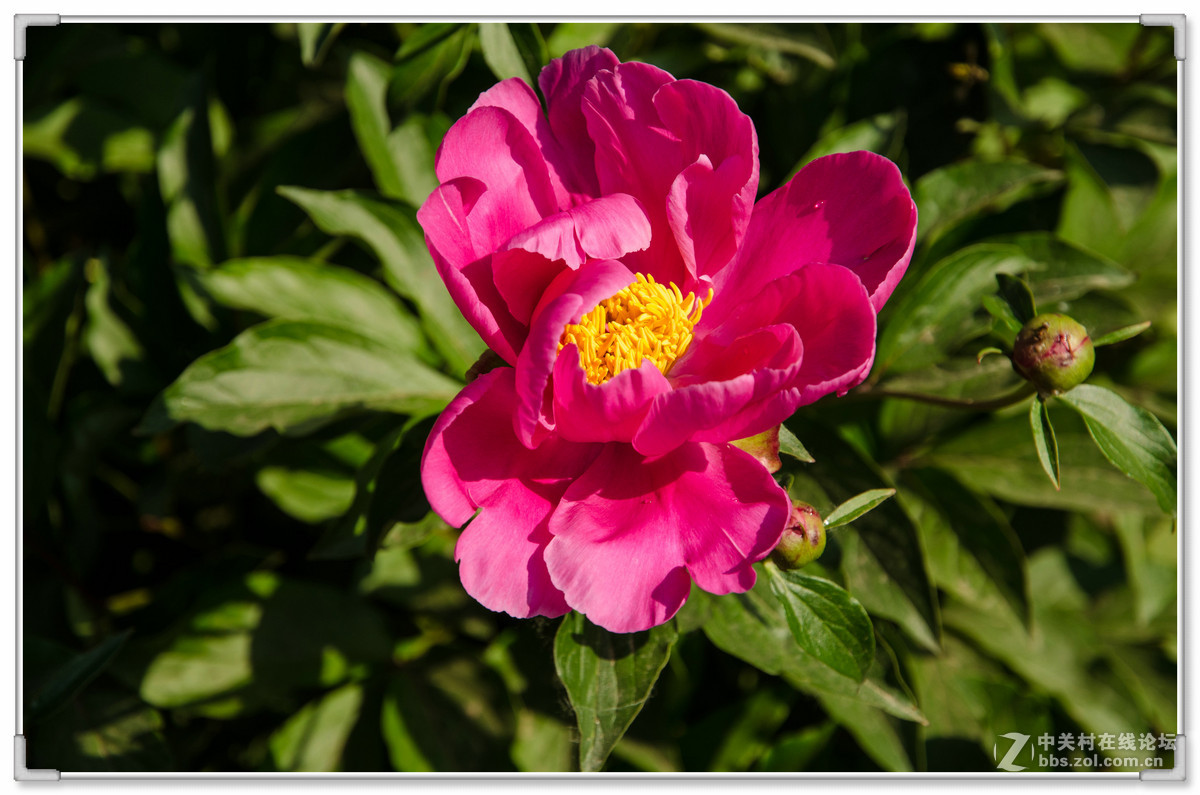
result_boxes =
[28,631,131,722]
[913,160,1062,244]
[82,256,144,387]
[1093,321,1152,348]
[700,580,925,723]
[694,22,835,68]
[154,320,459,437]
[823,488,896,529]
[553,612,678,772]
[391,25,474,108]
[919,407,1161,514]
[297,23,343,67]
[1057,384,1177,515]
[875,244,1036,375]
[1030,397,1061,490]
[988,232,1135,304]
[792,111,905,175]
[278,186,483,374]
[202,256,428,356]
[995,273,1036,324]
[789,421,940,648]
[157,81,225,270]
[268,683,363,771]
[766,566,875,681]
[311,425,407,559]
[24,98,155,179]
[385,114,441,207]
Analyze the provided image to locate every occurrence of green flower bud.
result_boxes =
[771,502,826,569]
[1011,313,1095,395]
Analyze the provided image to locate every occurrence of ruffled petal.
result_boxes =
[491,248,568,326]
[421,368,600,618]
[552,349,672,444]
[655,79,759,281]
[419,179,526,363]
[503,193,652,268]
[513,260,636,447]
[710,151,917,320]
[434,105,561,257]
[538,45,620,198]
[544,442,789,632]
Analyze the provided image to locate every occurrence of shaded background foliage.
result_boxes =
[22,21,1176,772]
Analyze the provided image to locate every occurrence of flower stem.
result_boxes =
[854,382,1037,412]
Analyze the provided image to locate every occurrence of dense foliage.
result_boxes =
[22,21,1177,773]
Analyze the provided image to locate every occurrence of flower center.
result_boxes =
[559,273,713,385]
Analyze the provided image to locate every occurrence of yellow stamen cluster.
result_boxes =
[559,273,713,385]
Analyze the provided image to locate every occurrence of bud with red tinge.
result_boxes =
[771,501,826,569]
[1011,313,1095,396]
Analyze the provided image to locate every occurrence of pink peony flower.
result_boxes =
[418,46,917,633]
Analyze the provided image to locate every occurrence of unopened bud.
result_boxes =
[771,502,826,569]
[1011,313,1095,396]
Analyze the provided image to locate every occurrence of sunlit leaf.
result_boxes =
[766,566,875,681]
[1030,397,1061,490]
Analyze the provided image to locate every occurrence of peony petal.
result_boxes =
[710,151,917,319]
[544,442,789,632]
[491,248,568,326]
[503,193,652,268]
[434,105,561,257]
[421,368,600,618]
[419,179,526,363]
[513,260,636,447]
[655,79,759,281]
[581,62,692,287]
[538,45,620,198]
[552,349,672,444]
[634,263,877,455]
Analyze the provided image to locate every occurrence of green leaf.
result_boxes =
[391,25,474,109]
[24,97,155,179]
[777,424,815,463]
[153,320,459,437]
[789,421,940,649]
[278,186,483,374]
[1093,321,1152,348]
[478,23,534,84]
[903,469,1032,628]
[269,683,363,771]
[919,407,1162,514]
[995,273,1036,324]
[385,114,442,207]
[913,160,1062,244]
[1030,397,1061,490]
[27,631,131,722]
[700,580,925,724]
[157,82,225,270]
[823,488,896,529]
[345,52,408,201]
[988,232,1135,304]
[819,692,912,772]
[256,465,355,524]
[82,256,144,387]
[765,566,875,681]
[202,256,428,356]
[546,22,621,57]
[297,22,343,67]
[553,612,678,772]
[512,711,574,772]
[1057,384,1177,515]
[792,111,905,175]
[875,244,1036,375]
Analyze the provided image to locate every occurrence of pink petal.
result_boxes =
[711,151,917,318]
[421,368,600,618]
[491,248,567,325]
[545,442,790,632]
[633,263,877,455]
[470,76,572,207]
[419,179,526,363]
[434,105,561,258]
[656,79,759,280]
[538,46,620,198]
[552,350,672,443]
[513,260,636,448]
[581,62,692,287]
[503,193,652,268]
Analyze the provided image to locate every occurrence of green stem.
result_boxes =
[855,382,1037,412]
